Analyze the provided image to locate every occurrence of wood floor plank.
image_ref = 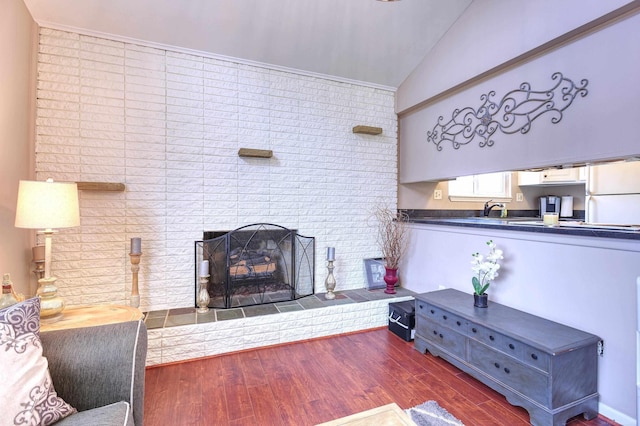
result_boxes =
[238,350,268,388]
[430,392,505,426]
[201,356,229,423]
[472,399,532,426]
[267,380,313,425]
[309,397,347,425]
[179,362,205,425]
[144,328,619,426]
[143,367,165,425]
[221,354,254,421]
[247,383,284,425]
[174,363,200,425]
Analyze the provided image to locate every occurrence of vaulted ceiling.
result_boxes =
[22,0,472,88]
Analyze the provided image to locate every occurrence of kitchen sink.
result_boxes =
[438,217,511,225]
[432,216,541,224]
[448,216,540,223]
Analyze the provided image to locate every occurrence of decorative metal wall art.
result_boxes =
[427,72,589,151]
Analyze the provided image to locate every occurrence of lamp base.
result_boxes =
[37,276,65,322]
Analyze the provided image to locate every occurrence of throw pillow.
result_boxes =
[0,297,76,426]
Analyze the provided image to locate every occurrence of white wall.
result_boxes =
[396,3,640,420]
[399,8,640,183]
[396,0,634,113]
[0,0,37,297]
[33,28,398,312]
[402,224,639,424]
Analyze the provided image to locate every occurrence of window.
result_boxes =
[448,172,512,202]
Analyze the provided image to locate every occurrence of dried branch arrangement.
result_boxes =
[373,205,409,269]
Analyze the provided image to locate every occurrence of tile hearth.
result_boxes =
[143,288,416,329]
[143,288,416,366]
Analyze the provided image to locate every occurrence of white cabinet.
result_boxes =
[518,167,585,186]
[518,171,544,186]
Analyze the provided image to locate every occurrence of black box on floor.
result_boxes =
[388,300,415,341]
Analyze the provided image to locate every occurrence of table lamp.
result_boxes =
[15,178,80,322]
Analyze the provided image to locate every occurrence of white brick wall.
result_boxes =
[35,28,398,312]
[146,296,413,366]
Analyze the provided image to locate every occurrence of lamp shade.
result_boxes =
[15,179,80,229]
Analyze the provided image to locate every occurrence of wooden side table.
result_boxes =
[40,305,143,332]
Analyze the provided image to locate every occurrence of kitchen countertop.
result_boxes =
[409,216,640,240]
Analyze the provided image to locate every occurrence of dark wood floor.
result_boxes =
[144,328,618,426]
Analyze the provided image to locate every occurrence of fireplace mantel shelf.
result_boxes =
[76,181,125,191]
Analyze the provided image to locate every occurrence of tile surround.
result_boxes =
[144,288,414,329]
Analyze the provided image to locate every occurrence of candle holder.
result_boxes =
[324,260,336,300]
[129,253,141,308]
[197,275,210,313]
[32,245,45,281]
[33,259,45,281]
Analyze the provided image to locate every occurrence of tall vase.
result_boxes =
[383,267,398,294]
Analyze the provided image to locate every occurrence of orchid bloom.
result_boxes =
[471,240,503,295]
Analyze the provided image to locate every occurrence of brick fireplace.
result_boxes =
[33,28,398,314]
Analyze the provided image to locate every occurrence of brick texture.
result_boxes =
[146,296,413,365]
[35,28,398,312]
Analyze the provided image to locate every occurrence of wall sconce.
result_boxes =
[15,178,80,322]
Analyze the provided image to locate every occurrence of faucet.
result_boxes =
[483,200,504,217]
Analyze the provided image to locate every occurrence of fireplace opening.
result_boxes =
[195,223,315,309]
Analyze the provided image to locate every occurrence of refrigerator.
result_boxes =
[586,161,640,225]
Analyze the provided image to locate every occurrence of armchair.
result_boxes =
[40,320,147,426]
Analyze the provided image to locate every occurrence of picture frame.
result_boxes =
[363,258,386,290]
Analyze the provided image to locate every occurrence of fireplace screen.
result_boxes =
[195,223,315,309]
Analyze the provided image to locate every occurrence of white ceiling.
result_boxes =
[22,0,472,89]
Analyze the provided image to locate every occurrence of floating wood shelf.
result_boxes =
[76,182,126,192]
[238,148,273,158]
[352,125,383,135]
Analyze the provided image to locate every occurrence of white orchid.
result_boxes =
[471,240,503,295]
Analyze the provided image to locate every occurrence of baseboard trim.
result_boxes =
[599,402,634,426]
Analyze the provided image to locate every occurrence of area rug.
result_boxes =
[405,400,464,426]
